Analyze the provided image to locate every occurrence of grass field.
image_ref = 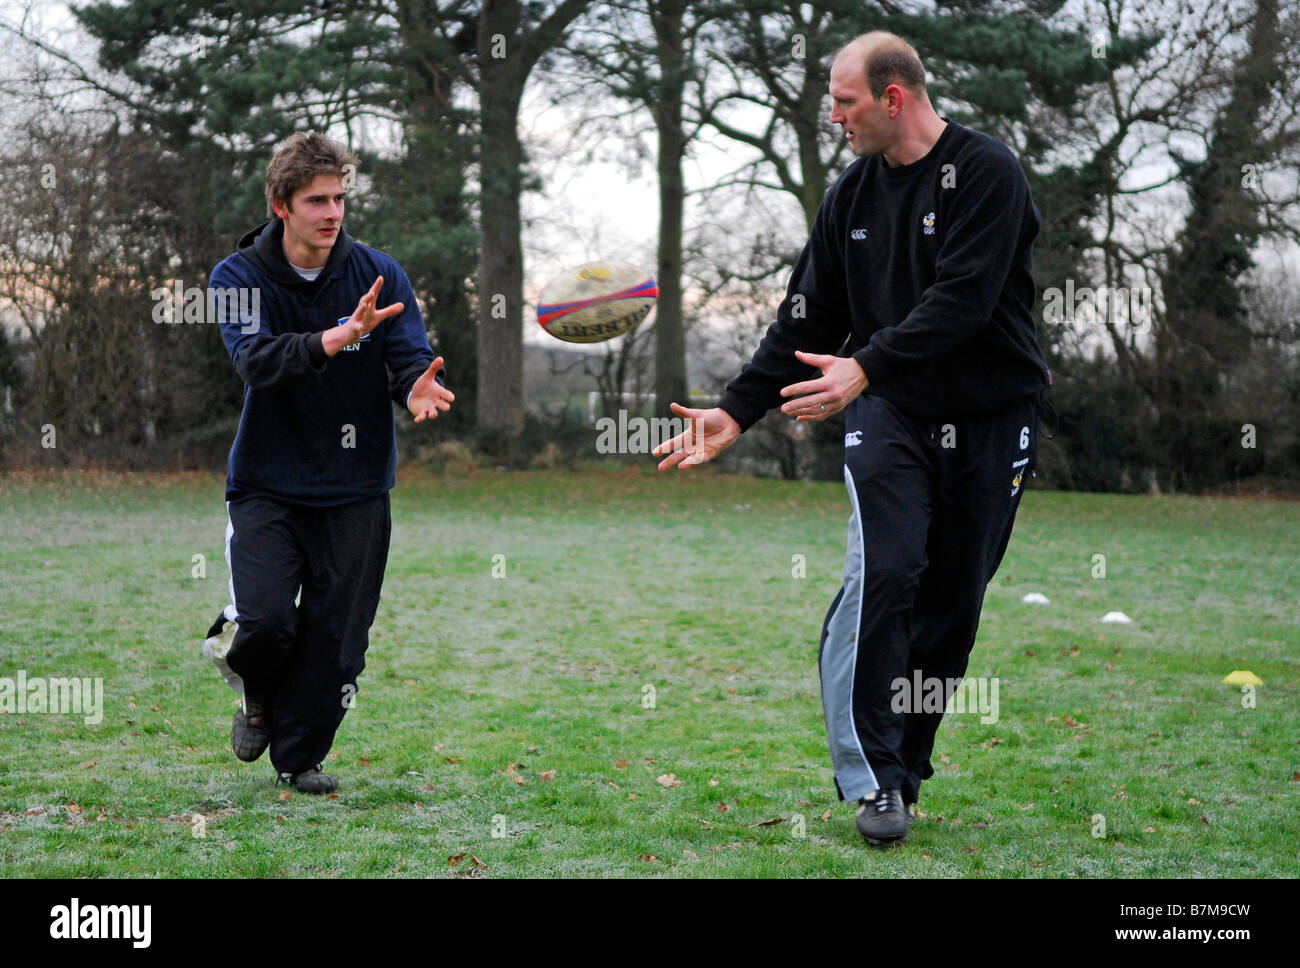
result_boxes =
[1,467,1297,878]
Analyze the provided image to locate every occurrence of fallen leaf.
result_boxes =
[278,791,292,801]
[82,761,96,769]
[973,821,988,829]
[469,855,487,869]
[938,753,950,764]
[539,769,557,782]
[682,849,699,859]
[327,794,339,800]
[656,773,681,788]
[447,853,465,866]
[716,802,729,813]
[1201,815,1211,826]
[358,757,372,766]
[1187,797,1201,804]
[708,779,719,787]
[820,810,832,821]
[638,854,660,863]
[424,784,435,791]
[750,817,786,827]
[614,759,628,769]
[444,756,463,764]
[66,803,81,816]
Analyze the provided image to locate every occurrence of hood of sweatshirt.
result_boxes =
[234,216,355,286]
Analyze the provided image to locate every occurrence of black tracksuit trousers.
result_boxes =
[818,393,1038,805]
[224,493,391,775]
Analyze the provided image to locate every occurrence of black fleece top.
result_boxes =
[718,120,1050,429]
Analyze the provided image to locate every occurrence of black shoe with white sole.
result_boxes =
[856,788,909,846]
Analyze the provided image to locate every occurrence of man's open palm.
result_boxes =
[652,403,740,471]
[408,357,454,422]
[344,276,404,344]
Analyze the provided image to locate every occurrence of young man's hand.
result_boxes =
[408,357,455,423]
[323,276,405,356]
[652,403,740,470]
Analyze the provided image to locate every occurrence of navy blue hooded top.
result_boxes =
[209,217,437,506]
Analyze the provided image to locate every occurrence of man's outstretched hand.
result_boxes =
[408,357,454,422]
[652,403,740,471]
[323,275,405,356]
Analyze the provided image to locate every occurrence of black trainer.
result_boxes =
[278,764,338,794]
[856,788,909,846]
[231,697,270,762]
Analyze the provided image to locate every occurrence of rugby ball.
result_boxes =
[536,260,658,343]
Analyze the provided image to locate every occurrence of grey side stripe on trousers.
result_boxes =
[819,464,879,802]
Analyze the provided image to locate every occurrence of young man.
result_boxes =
[655,33,1050,845]
[202,132,454,793]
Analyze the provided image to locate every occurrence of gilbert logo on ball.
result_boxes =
[537,260,658,343]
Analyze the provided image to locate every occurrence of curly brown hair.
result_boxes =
[264,132,358,217]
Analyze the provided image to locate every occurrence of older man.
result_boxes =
[655,32,1050,845]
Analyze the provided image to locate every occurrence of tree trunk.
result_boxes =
[477,0,528,447]
[651,0,688,416]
